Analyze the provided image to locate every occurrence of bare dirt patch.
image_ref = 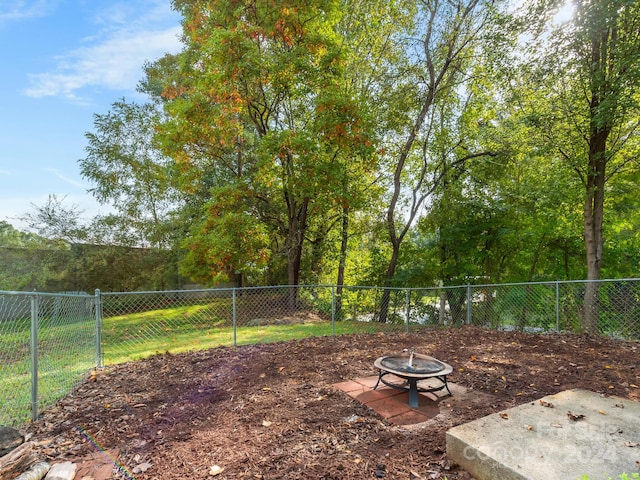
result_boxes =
[25,327,639,479]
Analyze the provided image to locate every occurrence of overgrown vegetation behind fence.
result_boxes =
[1,279,639,426]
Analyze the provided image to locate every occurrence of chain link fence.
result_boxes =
[2,278,639,426]
[0,292,96,427]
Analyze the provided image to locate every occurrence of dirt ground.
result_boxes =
[25,326,639,479]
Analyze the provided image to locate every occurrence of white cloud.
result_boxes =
[0,0,53,23]
[23,2,182,101]
[41,168,88,189]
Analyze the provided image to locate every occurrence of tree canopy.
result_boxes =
[13,0,640,333]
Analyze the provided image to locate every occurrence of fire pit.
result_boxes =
[373,351,453,408]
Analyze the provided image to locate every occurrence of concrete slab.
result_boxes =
[446,389,640,480]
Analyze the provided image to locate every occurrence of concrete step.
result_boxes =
[446,389,640,480]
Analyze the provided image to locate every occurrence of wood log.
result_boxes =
[13,462,50,480]
[0,441,38,480]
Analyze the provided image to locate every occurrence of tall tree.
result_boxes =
[80,100,181,249]
[158,0,374,294]
[376,0,505,322]
[520,0,640,333]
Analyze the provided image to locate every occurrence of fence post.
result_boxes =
[232,288,237,347]
[94,289,103,368]
[466,284,472,325]
[331,286,335,336]
[30,293,39,422]
[555,281,560,333]
[405,289,410,333]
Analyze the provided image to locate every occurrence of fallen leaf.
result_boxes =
[539,400,554,408]
[499,413,509,420]
[598,410,607,415]
[567,411,585,421]
[133,462,152,474]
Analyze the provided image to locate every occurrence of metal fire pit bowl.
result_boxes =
[373,352,453,408]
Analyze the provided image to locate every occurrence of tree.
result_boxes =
[80,99,181,249]
[519,0,640,333]
[157,0,375,296]
[375,0,506,321]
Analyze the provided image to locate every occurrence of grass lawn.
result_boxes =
[1,301,405,425]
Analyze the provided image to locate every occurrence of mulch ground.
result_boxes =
[24,326,639,479]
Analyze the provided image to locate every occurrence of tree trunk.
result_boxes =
[285,197,309,309]
[335,204,349,319]
[582,106,609,335]
[378,241,400,323]
[582,147,606,334]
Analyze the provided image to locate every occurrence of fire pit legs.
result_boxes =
[373,353,453,408]
[407,378,419,408]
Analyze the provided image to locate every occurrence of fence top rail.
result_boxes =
[4,277,639,298]
[99,284,338,297]
[0,291,93,298]
[463,277,640,290]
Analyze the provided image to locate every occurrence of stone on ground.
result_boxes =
[0,426,24,456]
[43,462,77,480]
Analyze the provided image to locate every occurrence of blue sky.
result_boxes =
[0,0,182,230]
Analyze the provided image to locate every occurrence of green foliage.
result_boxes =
[179,185,271,285]
[153,0,379,287]
[580,473,640,480]
[11,0,638,296]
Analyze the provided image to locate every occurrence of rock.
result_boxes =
[0,426,24,456]
[44,462,77,480]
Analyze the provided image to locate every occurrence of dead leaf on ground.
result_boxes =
[539,400,554,408]
[567,411,585,421]
[133,462,152,473]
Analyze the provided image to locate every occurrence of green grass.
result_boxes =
[580,474,640,480]
[1,300,411,425]
[100,303,404,364]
